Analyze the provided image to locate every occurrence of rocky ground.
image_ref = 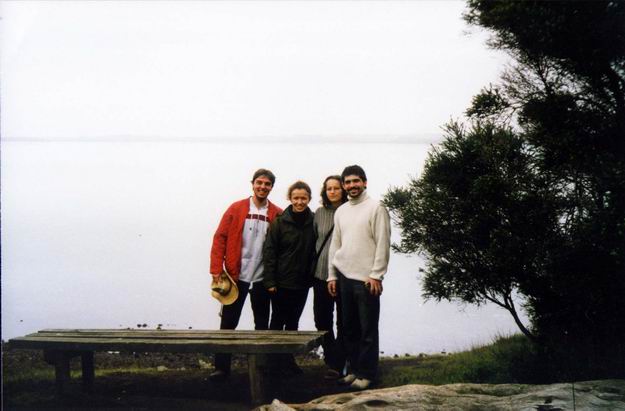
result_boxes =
[3,347,625,410]
[260,380,625,410]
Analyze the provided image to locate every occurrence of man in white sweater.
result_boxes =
[327,165,391,390]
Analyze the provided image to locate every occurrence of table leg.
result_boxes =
[44,350,71,395]
[248,354,266,405]
[81,351,95,392]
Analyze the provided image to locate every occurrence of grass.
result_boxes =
[380,333,538,387]
[2,334,542,410]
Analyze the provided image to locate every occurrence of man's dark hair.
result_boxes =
[341,165,367,183]
[287,180,311,200]
[251,168,276,185]
[320,175,348,208]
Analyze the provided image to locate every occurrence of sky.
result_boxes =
[0,1,527,351]
[1,0,506,142]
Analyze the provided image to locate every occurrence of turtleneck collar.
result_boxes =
[348,190,369,205]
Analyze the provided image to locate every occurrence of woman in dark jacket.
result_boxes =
[263,180,316,331]
[263,180,316,375]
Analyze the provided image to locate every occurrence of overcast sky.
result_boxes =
[1,1,506,141]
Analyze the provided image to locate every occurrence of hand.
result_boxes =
[365,278,383,296]
[268,287,277,294]
[327,280,337,297]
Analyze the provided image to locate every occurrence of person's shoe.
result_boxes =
[323,369,341,380]
[337,373,357,385]
[350,378,372,390]
[209,369,228,382]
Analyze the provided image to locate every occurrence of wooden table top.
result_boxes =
[8,329,326,354]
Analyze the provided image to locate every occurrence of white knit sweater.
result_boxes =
[327,191,391,282]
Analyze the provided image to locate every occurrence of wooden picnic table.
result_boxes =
[8,328,325,404]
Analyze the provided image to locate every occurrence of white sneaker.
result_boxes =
[337,373,357,385]
[350,378,372,390]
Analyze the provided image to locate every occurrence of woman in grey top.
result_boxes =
[313,175,348,379]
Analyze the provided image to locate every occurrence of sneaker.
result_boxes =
[350,378,372,390]
[209,369,228,382]
[323,369,341,380]
[337,373,357,385]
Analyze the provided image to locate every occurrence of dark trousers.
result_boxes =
[268,287,309,372]
[338,272,380,381]
[269,288,309,331]
[313,278,346,372]
[214,280,271,374]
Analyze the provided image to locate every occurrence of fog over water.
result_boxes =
[1,140,527,354]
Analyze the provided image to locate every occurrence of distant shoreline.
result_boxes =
[1,135,443,144]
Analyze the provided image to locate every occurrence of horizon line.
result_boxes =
[1,134,443,144]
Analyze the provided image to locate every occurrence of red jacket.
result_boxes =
[210,197,282,281]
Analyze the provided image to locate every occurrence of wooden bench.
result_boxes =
[8,328,325,404]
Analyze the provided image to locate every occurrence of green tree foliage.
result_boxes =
[385,122,558,342]
[385,1,625,378]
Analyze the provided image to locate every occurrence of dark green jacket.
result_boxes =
[263,205,316,290]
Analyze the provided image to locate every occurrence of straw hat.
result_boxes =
[211,270,239,305]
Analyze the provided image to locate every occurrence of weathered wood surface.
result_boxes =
[9,329,325,404]
[9,329,325,354]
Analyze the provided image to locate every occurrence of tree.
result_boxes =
[385,1,625,377]
[385,122,559,342]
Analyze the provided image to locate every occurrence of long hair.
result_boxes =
[320,175,348,208]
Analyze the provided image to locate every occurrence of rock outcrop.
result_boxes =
[257,380,625,410]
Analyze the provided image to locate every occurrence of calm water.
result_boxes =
[1,140,525,354]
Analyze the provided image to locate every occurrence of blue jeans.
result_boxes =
[338,272,380,381]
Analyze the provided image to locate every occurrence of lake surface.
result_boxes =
[1,140,526,354]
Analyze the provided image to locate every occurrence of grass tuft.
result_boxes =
[380,334,540,386]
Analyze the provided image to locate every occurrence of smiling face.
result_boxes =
[325,178,344,206]
[290,188,311,213]
[342,174,366,199]
[252,175,273,202]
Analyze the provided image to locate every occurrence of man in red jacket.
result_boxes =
[209,168,283,381]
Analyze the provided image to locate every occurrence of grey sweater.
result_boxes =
[313,206,338,281]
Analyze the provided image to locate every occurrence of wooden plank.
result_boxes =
[9,336,323,354]
[10,338,318,351]
[30,330,323,340]
[38,329,322,336]
[12,335,321,346]
[11,330,324,346]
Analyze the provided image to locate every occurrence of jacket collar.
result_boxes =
[282,205,313,225]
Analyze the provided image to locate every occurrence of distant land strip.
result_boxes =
[2,134,443,144]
